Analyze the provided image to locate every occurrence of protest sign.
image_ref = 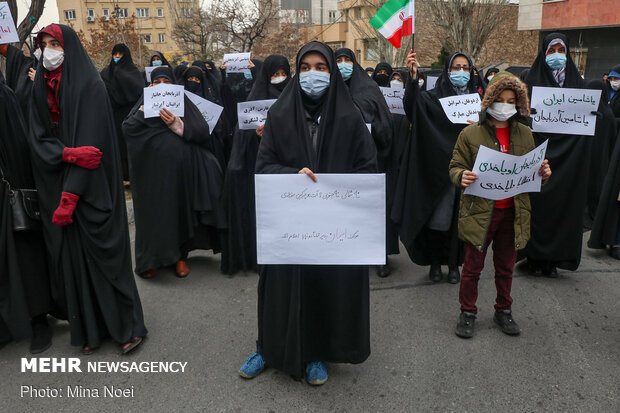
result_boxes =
[145,65,169,83]
[379,86,405,115]
[237,99,276,130]
[439,93,481,124]
[223,52,251,73]
[0,2,19,44]
[464,140,548,200]
[426,76,438,90]
[255,174,386,265]
[185,90,223,133]
[530,86,601,136]
[143,84,184,118]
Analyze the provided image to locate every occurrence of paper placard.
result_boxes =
[530,86,601,136]
[143,84,184,118]
[426,76,438,90]
[145,65,169,83]
[366,123,372,133]
[237,99,276,130]
[439,93,481,124]
[0,2,19,44]
[379,86,405,115]
[185,90,223,133]
[255,174,386,265]
[464,140,548,200]
[223,52,251,73]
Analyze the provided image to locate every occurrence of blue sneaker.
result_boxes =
[238,352,265,379]
[306,361,328,385]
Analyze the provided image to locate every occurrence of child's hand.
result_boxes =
[461,170,478,187]
[538,159,551,180]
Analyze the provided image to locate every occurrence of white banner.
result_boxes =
[530,86,601,136]
[237,99,276,130]
[255,174,386,265]
[185,90,223,133]
[0,2,18,44]
[223,52,251,73]
[464,140,548,200]
[380,86,405,115]
[143,84,184,119]
[439,93,481,124]
[145,65,169,83]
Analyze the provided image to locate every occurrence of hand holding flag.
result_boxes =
[369,0,415,49]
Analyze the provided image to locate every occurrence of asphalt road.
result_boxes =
[1,230,618,412]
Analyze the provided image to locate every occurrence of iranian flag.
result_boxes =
[369,0,415,48]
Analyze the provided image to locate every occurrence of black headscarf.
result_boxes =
[484,67,499,83]
[607,64,620,117]
[149,51,170,67]
[372,62,393,87]
[524,32,584,91]
[432,52,479,97]
[365,67,374,76]
[248,54,291,99]
[390,69,410,88]
[150,65,175,83]
[3,44,37,119]
[183,65,209,98]
[203,59,221,82]
[100,43,144,106]
[173,62,188,82]
[191,60,223,105]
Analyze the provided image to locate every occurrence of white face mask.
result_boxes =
[610,79,620,91]
[390,79,403,89]
[486,102,517,121]
[487,75,494,82]
[33,48,42,60]
[418,78,425,87]
[270,76,286,85]
[43,48,64,71]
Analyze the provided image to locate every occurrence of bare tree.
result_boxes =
[420,0,505,62]
[6,0,46,47]
[168,0,220,59]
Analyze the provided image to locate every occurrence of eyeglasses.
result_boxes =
[451,65,470,71]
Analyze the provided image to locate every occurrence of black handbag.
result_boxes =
[0,166,41,231]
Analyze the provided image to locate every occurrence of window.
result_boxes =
[142,34,152,44]
[64,10,76,20]
[328,10,338,23]
[364,40,379,61]
[158,33,166,43]
[116,8,128,18]
[87,9,95,18]
[102,8,110,19]
[156,8,164,17]
[137,8,149,18]
[180,7,192,17]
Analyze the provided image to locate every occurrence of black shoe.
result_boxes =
[429,264,442,282]
[609,246,620,260]
[376,257,391,278]
[455,312,476,338]
[542,266,558,278]
[494,310,521,335]
[527,260,543,276]
[447,266,460,284]
[30,316,52,355]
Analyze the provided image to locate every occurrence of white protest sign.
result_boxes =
[0,2,19,44]
[379,86,405,115]
[143,84,184,118]
[426,76,438,90]
[530,86,601,136]
[439,93,481,124]
[255,174,386,265]
[237,99,276,130]
[464,140,548,200]
[185,90,223,133]
[145,65,169,83]
[223,52,251,73]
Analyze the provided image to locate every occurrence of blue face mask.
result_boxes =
[450,69,470,88]
[545,52,567,70]
[152,60,163,67]
[299,70,330,100]
[244,72,253,81]
[113,57,121,64]
[338,62,353,80]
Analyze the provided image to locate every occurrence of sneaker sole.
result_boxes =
[455,331,473,339]
[307,377,328,386]
[238,369,263,379]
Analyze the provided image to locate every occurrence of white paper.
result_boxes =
[464,140,548,200]
[255,174,386,265]
[530,86,601,136]
[426,76,438,90]
[237,99,277,130]
[366,123,372,133]
[379,86,405,115]
[143,84,184,119]
[145,65,169,83]
[223,52,251,73]
[0,2,19,44]
[185,90,223,133]
[439,93,481,124]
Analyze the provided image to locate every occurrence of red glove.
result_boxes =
[52,192,80,226]
[62,146,102,170]
[0,44,7,57]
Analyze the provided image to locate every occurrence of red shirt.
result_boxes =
[495,126,514,209]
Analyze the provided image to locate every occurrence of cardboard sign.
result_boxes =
[439,93,481,124]
[145,65,169,83]
[185,90,223,133]
[223,53,251,73]
[380,86,405,115]
[0,2,19,44]
[237,99,276,130]
[143,84,184,118]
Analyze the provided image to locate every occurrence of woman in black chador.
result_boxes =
[100,43,144,181]
[220,54,291,275]
[28,24,147,355]
[238,41,377,385]
[123,66,226,279]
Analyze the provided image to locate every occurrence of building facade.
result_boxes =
[280,0,341,25]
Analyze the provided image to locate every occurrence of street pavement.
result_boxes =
[1,228,619,412]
